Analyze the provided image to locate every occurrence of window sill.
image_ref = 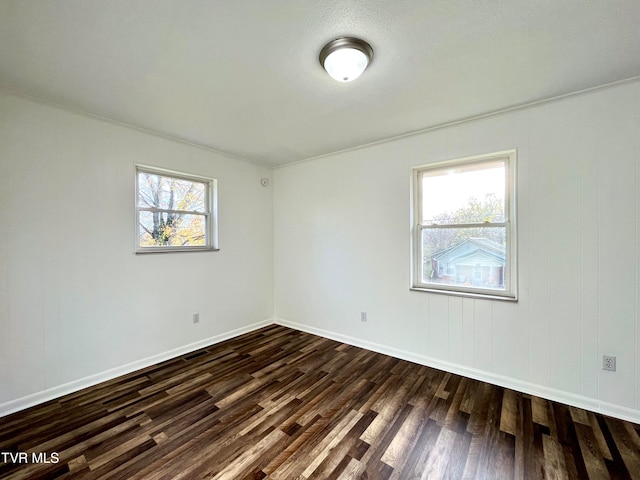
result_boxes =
[410,286,518,302]
[135,247,219,255]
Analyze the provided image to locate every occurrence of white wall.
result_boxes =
[0,93,274,412]
[273,79,640,422]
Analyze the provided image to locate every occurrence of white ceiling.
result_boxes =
[1,1,639,168]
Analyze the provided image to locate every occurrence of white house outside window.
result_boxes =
[411,150,517,300]
[135,165,218,253]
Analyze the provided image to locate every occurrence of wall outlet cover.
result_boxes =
[602,355,616,372]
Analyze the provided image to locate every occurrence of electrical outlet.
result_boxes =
[602,355,616,372]
[360,312,367,322]
[193,313,200,324]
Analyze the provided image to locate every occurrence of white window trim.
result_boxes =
[135,164,219,254]
[410,150,517,301]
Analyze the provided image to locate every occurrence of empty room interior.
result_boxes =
[1,1,640,479]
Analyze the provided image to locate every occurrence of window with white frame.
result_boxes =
[135,165,218,253]
[411,150,517,300]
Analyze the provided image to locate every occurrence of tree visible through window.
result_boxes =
[136,166,217,252]
[412,151,517,299]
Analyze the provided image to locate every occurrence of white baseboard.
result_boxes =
[5,317,638,425]
[274,318,640,425]
[0,318,274,419]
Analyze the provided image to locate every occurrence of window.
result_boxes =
[411,150,517,300]
[135,165,218,253]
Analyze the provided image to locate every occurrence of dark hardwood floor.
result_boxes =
[1,325,639,479]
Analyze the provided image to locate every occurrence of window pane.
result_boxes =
[421,161,505,224]
[137,172,206,212]
[421,226,506,290]
[139,211,207,247]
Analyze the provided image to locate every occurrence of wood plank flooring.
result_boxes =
[1,325,639,479]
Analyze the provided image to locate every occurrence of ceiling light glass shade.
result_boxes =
[323,48,368,82]
[319,37,373,82]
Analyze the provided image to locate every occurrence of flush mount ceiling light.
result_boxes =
[319,37,373,82]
